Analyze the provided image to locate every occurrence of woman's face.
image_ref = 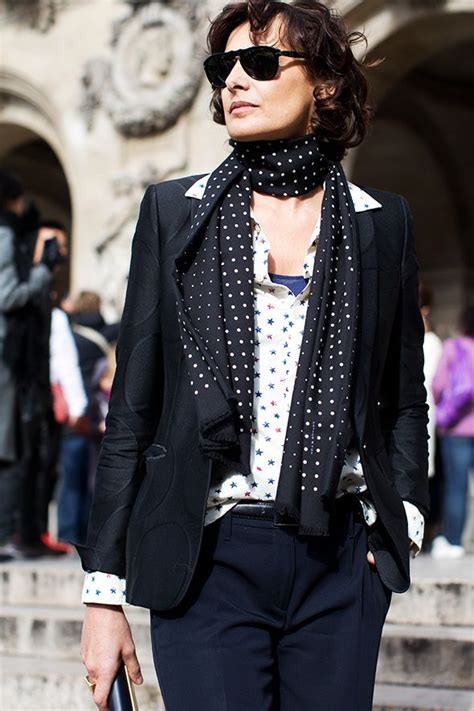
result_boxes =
[221,18,317,142]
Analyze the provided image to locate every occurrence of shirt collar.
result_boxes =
[184,173,382,212]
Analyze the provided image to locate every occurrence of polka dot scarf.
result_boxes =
[174,133,360,536]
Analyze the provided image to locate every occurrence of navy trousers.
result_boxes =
[150,497,392,710]
[57,433,91,544]
[439,435,474,545]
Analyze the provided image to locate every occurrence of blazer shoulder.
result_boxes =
[153,173,208,200]
[357,185,407,209]
[148,174,207,243]
[357,185,409,231]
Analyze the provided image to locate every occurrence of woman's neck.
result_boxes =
[251,183,324,219]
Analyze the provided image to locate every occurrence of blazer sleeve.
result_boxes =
[75,184,164,576]
[379,197,430,518]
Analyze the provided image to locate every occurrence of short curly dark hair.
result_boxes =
[206,0,376,160]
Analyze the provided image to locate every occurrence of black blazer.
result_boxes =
[76,175,429,610]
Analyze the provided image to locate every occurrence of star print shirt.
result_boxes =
[82,179,424,605]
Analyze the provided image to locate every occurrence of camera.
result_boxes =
[41,235,66,269]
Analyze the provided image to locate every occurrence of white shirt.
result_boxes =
[50,307,87,419]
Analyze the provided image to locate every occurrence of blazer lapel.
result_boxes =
[353,209,378,441]
[174,162,240,269]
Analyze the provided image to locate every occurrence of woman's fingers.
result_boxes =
[92,669,117,711]
[123,645,143,685]
[367,550,376,567]
[88,658,143,711]
[81,604,138,710]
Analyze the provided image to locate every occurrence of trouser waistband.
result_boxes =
[231,496,363,526]
[232,500,282,521]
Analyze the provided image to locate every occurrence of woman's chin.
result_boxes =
[226,124,284,143]
[226,119,310,143]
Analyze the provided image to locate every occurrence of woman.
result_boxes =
[79,2,429,710]
[431,306,474,559]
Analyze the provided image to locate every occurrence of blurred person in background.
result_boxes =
[47,296,88,552]
[0,171,60,561]
[56,291,115,545]
[419,283,443,545]
[431,306,474,559]
[30,218,76,553]
[70,291,117,387]
[87,343,116,493]
[21,219,70,556]
[419,283,443,479]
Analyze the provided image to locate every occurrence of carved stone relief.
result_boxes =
[80,1,203,137]
[94,164,162,319]
[1,0,65,32]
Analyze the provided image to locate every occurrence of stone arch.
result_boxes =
[348,3,474,335]
[0,69,73,294]
[0,69,67,163]
[346,1,474,95]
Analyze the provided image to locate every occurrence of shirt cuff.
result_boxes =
[82,571,128,605]
[402,500,425,558]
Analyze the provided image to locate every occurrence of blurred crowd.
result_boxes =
[419,286,474,558]
[0,170,118,562]
[0,167,473,563]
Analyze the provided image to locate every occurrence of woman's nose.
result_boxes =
[225,59,250,91]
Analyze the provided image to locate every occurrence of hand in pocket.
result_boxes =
[367,550,376,567]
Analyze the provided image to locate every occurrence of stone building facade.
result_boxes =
[0,0,473,332]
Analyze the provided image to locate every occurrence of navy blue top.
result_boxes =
[268,273,308,296]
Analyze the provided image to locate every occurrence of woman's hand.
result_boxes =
[81,603,143,711]
[367,551,376,567]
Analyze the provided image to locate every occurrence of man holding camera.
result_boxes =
[0,170,67,561]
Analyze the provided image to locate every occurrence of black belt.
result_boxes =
[231,497,362,525]
[232,500,298,526]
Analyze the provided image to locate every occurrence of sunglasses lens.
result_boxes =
[243,48,279,81]
[204,54,236,88]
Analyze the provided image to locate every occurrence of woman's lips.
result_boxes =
[230,103,257,115]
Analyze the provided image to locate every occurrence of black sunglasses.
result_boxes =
[203,46,306,89]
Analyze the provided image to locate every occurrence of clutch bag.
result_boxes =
[108,665,138,711]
